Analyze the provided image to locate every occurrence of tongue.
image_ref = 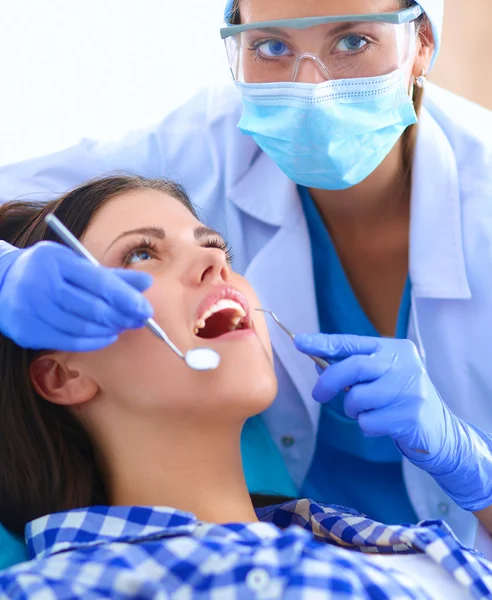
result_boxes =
[197,309,238,339]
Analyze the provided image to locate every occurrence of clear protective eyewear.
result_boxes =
[220,4,423,83]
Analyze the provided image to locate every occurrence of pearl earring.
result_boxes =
[415,69,427,89]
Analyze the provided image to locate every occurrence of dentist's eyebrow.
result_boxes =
[259,27,292,38]
[327,22,361,36]
[105,226,166,253]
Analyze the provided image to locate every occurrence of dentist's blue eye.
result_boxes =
[256,39,292,59]
[336,35,368,52]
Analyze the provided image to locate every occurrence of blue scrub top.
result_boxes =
[241,416,298,498]
[0,526,27,571]
[241,187,418,522]
[297,186,417,524]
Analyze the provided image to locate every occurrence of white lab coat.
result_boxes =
[1,82,492,553]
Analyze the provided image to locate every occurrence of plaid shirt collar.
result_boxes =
[27,506,199,560]
[26,499,492,599]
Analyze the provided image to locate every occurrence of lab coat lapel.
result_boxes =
[229,153,321,431]
[410,106,471,299]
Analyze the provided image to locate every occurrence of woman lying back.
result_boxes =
[0,176,486,599]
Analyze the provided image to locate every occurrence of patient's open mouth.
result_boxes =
[194,288,250,339]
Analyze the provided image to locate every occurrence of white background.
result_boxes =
[0,0,230,166]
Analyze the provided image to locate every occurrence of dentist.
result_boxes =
[1,0,492,551]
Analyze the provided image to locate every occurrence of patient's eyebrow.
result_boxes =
[194,226,223,241]
[105,225,223,255]
[105,226,166,253]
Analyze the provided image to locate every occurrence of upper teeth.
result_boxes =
[194,299,246,334]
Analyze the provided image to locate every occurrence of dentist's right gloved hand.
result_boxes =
[0,240,154,351]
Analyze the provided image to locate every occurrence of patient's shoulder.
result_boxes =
[0,557,58,598]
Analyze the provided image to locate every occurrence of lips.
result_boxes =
[193,287,251,340]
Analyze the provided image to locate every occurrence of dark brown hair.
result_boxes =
[0,175,197,535]
[227,0,430,178]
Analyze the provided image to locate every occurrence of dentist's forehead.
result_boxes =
[240,0,399,21]
[81,189,201,258]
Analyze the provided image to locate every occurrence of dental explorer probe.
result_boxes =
[256,309,329,370]
[44,214,221,372]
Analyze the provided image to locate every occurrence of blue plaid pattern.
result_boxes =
[0,499,490,599]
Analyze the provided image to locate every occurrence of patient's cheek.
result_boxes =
[85,323,179,383]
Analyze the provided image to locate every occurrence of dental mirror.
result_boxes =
[45,214,221,372]
[185,347,221,371]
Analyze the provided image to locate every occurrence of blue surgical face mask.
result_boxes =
[236,67,418,190]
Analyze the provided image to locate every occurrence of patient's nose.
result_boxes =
[190,247,230,286]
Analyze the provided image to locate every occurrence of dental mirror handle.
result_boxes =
[45,214,100,268]
[44,214,185,357]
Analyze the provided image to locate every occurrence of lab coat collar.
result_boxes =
[410,107,471,299]
[229,149,300,228]
[229,152,321,432]
[231,105,471,299]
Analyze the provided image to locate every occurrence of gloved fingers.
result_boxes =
[356,403,422,440]
[357,409,397,438]
[34,297,139,339]
[4,315,118,352]
[111,269,154,293]
[58,335,120,353]
[50,284,147,332]
[60,260,153,321]
[342,367,410,419]
[312,353,393,404]
[295,333,381,361]
[343,380,394,420]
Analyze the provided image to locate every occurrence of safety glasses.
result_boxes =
[221,4,423,83]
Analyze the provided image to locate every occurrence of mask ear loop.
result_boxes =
[291,53,331,82]
[402,21,422,99]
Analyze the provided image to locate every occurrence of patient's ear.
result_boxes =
[30,354,99,406]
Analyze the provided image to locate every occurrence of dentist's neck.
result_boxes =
[309,139,410,232]
[99,413,258,524]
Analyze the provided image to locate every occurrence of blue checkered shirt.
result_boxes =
[0,499,491,599]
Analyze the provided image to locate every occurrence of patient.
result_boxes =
[0,176,487,599]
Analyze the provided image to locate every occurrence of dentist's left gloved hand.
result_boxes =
[295,334,492,513]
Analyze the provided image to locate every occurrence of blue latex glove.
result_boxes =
[0,240,154,352]
[295,333,492,512]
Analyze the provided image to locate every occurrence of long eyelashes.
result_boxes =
[120,236,234,266]
[121,237,158,266]
[203,237,234,264]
